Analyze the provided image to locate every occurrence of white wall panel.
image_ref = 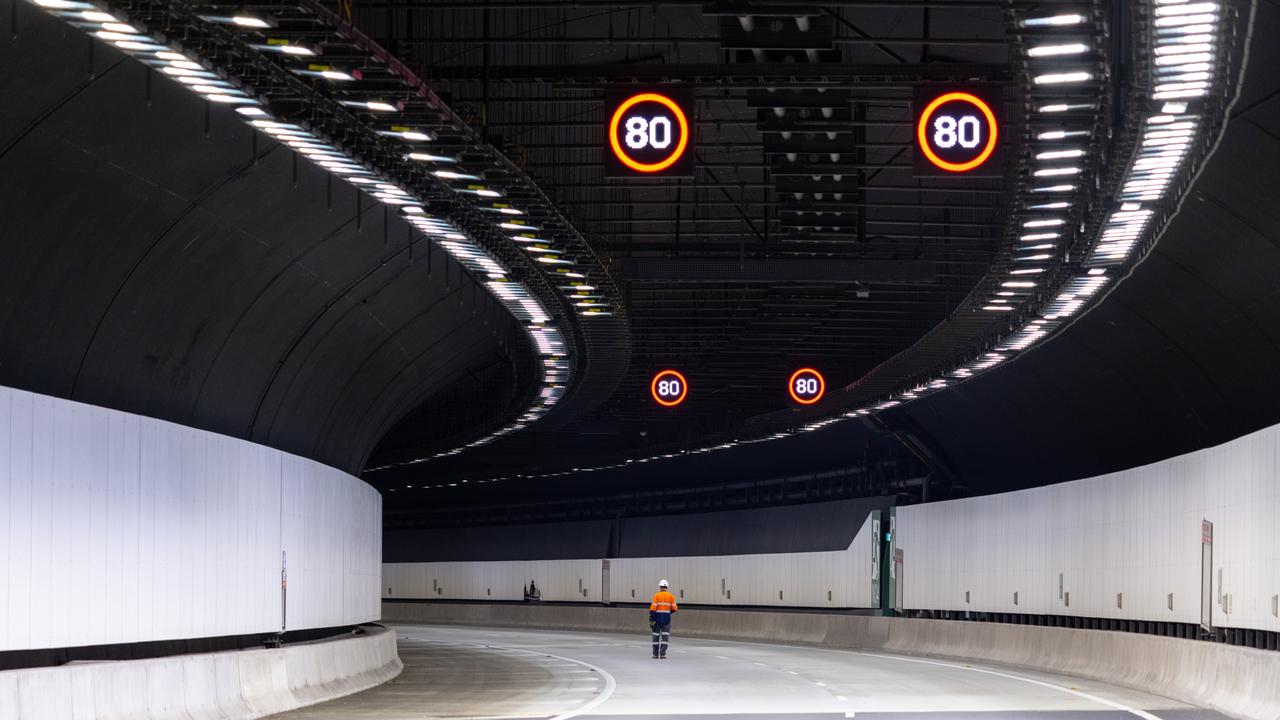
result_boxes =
[0,385,382,652]
[382,560,602,602]
[382,512,882,609]
[898,422,1280,633]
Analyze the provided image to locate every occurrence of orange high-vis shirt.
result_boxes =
[650,590,678,615]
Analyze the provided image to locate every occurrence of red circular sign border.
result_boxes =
[915,91,999,173]
[788,368,826,405]
[608,92,691,174]
[650,369,689,407]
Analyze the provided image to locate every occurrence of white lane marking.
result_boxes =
[416,637,616,720]
[710,636,1164,720]
[412,626,1161,720]
[846,650,1163,720]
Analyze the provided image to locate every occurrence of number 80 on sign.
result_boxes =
[650,369,689,407]
[788,368,826,405]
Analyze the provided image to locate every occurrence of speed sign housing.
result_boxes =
[913,87,1003,177]
[604,88,696,178]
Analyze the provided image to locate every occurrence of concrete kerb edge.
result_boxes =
[382,601,1280,720]
[0,625,403,720]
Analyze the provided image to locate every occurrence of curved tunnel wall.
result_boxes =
[0,385,381,652]
[0,1,531,475]
[383,419,1280,634]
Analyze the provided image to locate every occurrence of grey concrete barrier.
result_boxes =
[384,601,1280,720]
[0,626,402,720]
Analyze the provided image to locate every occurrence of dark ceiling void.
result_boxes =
[0,6,537,474]
[373,0,1280,515]
[355,0,1016,489]
[892,6,1280,493]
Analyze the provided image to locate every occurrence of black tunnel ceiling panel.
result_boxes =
[353,0,1022,486]
[889,7,1280,494]
[0,8,536,474]
[370,0,1276,513]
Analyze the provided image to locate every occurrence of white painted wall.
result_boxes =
[0,385,382,652]
[383,560,603,602]
[382,513,881,608]
[897,422,1280,633]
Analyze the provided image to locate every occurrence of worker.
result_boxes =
[648,578,678,659]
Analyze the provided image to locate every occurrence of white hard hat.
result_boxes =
[658,579,669,588]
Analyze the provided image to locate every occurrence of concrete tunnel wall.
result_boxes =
[0,384,384,652]
[383,512,882,608]
[384,419,1280,634]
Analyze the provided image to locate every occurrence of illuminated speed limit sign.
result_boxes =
[913,88,1002,176]
[650,369,689,407]
[605,89,695,177]
[788,368,825,405]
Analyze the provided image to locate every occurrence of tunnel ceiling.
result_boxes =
[0,4,542,474]
[5,0,1268,514]
[367,0,1278,515]
[359,0,1025,479]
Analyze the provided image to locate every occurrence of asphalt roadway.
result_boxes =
[269,624,1231,720]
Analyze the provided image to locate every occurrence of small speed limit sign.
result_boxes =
[605,88,695,178]
[788,368,826,405]
[650,369,689,407]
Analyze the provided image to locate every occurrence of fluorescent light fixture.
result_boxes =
[1154,2,1219,17]
[1032,184,1076,193]
[235,107,269,117]
[1024,218,1065,227]
[983,305,1015,311]
[379,127,433,141]
[1162,102,1189,113]
[205,93,258,104]
[80,10,118,21]
[1022,13,1086,27]
[1037,130,1090,140]
[1033,167,1081,177]
[294,66,357,81]
[1028,43,1090,57]
[114,39,164,50]
[1029,201,1070,210]
[1034,71,1093,85]
[341,99,400,112]
[1155,13,1218,27]
[456,187,502,197]
[1002,281,1037,288]
[434,170,479,180]
[233,15,271,28]
[254,40,316,55]
[407,152,457,163]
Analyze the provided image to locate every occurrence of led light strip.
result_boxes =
[405,0,1244,492]
[26,0,574,455]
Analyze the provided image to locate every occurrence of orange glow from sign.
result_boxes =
[650,369,689,407]
[916,91,999,173]
[608,92,691,174]
[788,368,826,405]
